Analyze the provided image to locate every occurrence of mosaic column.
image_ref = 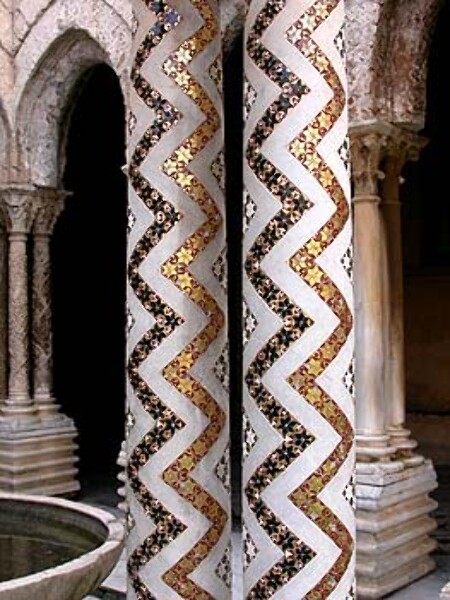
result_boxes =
[243,1,355,597]
[0,186,38,422]
[127,1,230,598]
[382,132,426,454]
[31,190,65,417]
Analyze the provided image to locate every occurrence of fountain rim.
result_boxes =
[0,491,125,593]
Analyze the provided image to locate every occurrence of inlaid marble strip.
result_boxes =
[127,0,230,598]
[243,0,355,597]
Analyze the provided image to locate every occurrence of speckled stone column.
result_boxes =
[242,1,355,597]
[127,1,230,598]
[0,186,38,422]
[0,221,7,410]
[31,190,65,418]
[0,185,79,496]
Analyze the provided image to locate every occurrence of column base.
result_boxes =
[388,424,418,453]
[356,458,438,599]
[0,399,39,423]
[0,415,79,495]
[357,432,395,460]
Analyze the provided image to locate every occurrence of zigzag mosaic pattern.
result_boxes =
[243,0,355,597]
[127,0,230,597]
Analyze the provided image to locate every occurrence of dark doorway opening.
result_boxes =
[52,64,127,500]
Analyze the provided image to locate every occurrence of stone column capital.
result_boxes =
[350,127,390,197]
[33,188,69,236]
[0,185,39,235]
[384,127,428,177]
[350,122,428,196]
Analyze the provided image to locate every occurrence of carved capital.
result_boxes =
[350,122,428,197]
[0,186,39,235]
[33,201,64,236]
[384,128,428,178]
[350,130,388,197]
[33,187,70,236]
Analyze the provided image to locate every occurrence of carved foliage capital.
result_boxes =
[0,187,39,234]
[0,186,69,236]
[384,130,428,178]
[350,131,388,197]
[33,200,65,236]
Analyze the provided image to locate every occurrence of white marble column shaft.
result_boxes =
[351,128,393,460]
[381,133,426,453]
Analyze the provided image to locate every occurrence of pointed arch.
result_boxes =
[14,0,131,186]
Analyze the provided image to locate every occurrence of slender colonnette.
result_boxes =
[127,0,230,598]
[243,0,355,597]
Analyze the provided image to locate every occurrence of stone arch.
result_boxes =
[16,30,108,186]
[14,0,131,186]
[346,0,390,123]
[347,0,444,129]
[376,0,444,129]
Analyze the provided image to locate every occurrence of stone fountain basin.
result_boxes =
[0,492,124,600]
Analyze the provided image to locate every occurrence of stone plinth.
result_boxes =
[356,459,438,599]
[0,417,79,495]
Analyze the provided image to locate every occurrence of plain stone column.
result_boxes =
[0,186,38,422]
[382,134,426,454]
[351,128,393,460]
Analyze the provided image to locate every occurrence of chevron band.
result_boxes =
[242,0,355,598]
[127,1,230,598]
